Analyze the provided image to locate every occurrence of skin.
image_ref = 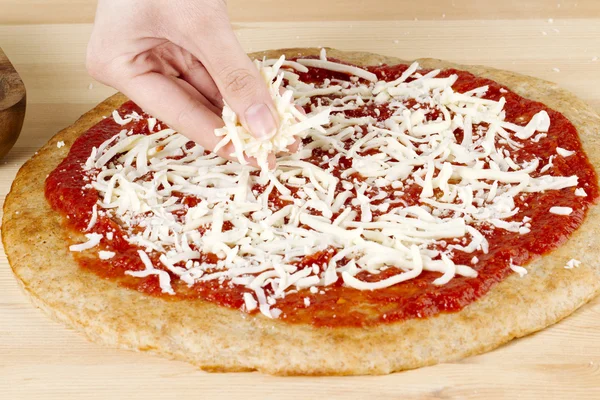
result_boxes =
[86,0,297,167]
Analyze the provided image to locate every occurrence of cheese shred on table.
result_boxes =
[75,49,582,318]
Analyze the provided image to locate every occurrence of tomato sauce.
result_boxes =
[45,59,599,327]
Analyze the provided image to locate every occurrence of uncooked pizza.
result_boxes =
[4,48,600,375]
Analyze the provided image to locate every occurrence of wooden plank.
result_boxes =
[1,21,598,109]
[0,284,598,400]
[1,0,600,25]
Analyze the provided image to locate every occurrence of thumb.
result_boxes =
[187,29,278,140]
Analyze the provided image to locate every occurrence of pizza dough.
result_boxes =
[3,48,600,375]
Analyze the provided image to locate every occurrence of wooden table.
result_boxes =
[1,1,599,398]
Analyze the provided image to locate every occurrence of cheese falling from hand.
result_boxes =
[78,49,582,318]
[214,56,331,169]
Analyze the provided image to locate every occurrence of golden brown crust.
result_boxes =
[3,48,600,375]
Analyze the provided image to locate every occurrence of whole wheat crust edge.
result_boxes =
[3,48,600,375]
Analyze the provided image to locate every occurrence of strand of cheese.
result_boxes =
[295,58,378,82]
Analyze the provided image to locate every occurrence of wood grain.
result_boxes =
[1,1,600,398]
[0,48,26,158]
[1,0,599,24]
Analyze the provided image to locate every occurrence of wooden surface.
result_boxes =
[0,47,26,158]
[1,1,600,399]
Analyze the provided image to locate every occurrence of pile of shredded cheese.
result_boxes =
[74,49,583,318]
[214,56,331,169]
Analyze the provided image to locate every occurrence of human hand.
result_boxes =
[86,0,279,163]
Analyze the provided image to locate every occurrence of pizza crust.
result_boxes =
[3,48,600,375]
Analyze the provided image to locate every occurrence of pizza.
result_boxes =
[4,48,600,375]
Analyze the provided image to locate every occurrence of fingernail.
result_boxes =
[245,103,277,139]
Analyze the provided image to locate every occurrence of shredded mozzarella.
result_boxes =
[214,56,331,169]
[99,251,116,260]
[565,259,581,269]
[75,48,582,315]
[69,233,103,252]
[556,147,575,157]
[510,262,528,278]
[549,206,573,215]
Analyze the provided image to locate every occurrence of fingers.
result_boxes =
[266,153,276,170]
[120,71,227,153]
[119,71,266,168]
[178,55,224,109]
[173,77,222,116]
[183,23,279,140]
[287,139,301,154]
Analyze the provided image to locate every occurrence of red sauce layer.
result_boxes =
[45,60,599,327]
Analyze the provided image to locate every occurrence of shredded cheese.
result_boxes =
[556,147,575,157]
[214,56,331,169]
[69,233,103,252]
[510,260,528,277]
[296,58,378,82]
[565,259,581,269]
[75,49,582,315]
[99,251,116,260]
[549,206,573,215]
